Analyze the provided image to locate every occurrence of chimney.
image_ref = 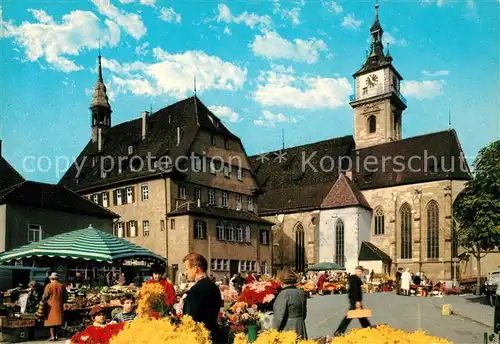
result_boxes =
[141,111,149,140]
[176,127,180,146]
[98,128,103,152]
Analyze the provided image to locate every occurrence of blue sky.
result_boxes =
[1,0,499,183]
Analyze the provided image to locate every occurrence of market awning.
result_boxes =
[0,225,166,264]
[306,262,345,271]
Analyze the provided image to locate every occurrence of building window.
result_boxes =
[368,115,376,134]
[143,220,150,236]
[295,223,305,272]
[226,222,235,241]
[224,139,229,150]
[260,229,269,245]
[211,136,216,146]
[93,194,98,204]
[179,186,186,200]
[28,224,42,243]
[400,203,413,259]
[129,221,137,237]
[116,189,122,205]
[116,222,124,238]
[195,188,201,202]
[211,259,217,271]
[335,219,345,267]
[92,156,98,167]
[194,220,207,239]
[237,168,242,181]
[102,192,108,207]
[224,165,230,178]
[235,224,243,242]
[236,195,242,211]
[248,197,254,212]
[427,200,440,259]
[128,145,133,155]
[362,87,368,95]
[208,189,215,205]
[217,259,224,270]
[160,220,165,231]
[222,191,228,207]
[261,261,267,274]
[210,160,216,174]
[244,225,251,243]
[141,184,149,201]
[374,207,385,235]
[223,259,229,271]
[170,219,175,230]
[126,187,133,203]
[217,221,225,241]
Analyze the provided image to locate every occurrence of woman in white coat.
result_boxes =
[400,268,412,296]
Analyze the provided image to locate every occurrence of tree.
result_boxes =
[454,140,500,295]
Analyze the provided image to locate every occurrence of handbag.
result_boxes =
[347,308,372,319]
[35,300,46,319]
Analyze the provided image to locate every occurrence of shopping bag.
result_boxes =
[347,308,372,319]
[35,300,46,319]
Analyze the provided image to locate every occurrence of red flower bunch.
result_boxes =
[70,323,125,344]
[238,280,280,306]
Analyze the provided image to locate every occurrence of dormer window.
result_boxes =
[128,145,133,155]
[92,156,98,167]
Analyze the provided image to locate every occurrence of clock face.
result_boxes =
[365,73,379,88]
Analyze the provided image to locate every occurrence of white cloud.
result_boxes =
[92,0,146,40]
[117,0,155,6]
[254,68,352,109]
[254,110,298,127]
[100,49,247,98]
[422,70,450,77]
[341,13,362,30]
[134,41,149,56]
[223,26,232,35]
[419,0,446,6]
[383,32,408,47]
[159,7,181,23]
[3,9,120,72]
[323,1,343,14]
[281,7,301,26]
[250,31,328,64]
[401,80,445,100]
[209,106,241,123]
[215,4,272,31]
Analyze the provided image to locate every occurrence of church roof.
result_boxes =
[59,96,239,192]
[168,205,274,225]
[321,173,371,210]
[249,136,356,215]
[358,241,391,262]
[0,155,25,191]
[0,181,118,218]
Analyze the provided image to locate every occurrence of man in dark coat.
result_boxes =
[395,268,403,295]
[182,253,224,343]
[334,266,371,336]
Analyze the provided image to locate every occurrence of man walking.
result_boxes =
[334,266,371,336]
[182,252,224,343]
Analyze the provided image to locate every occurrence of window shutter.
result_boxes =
[126,222,131,237]
[113,190,118,205]
[98,193,103,206]
[106,192,110,205]
[203,221,207,239]
[193,220,197,238]
[122,188,127,203]
[131,186,135,203]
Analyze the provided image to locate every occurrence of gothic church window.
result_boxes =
[368,116,376,133]
[374,207,385,235]
[294,223,305,272]
[335,219,345,267]
[427,200,440,259]
[400,203,412,259]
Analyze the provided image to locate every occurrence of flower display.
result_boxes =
[136,282,172,318]
[226,301,260,333]
[298,282,314,292]
[221,286,239,303]
[238,280,281,307]
[233,329,316,344]
[69,323,125,344]
[110,316,211,344]
[330,325,453,344]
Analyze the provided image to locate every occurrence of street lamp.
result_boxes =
[452,257,460,288]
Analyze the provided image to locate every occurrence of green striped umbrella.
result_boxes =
[0,226,166,264]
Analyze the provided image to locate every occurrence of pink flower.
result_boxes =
[251,304,258,311]
[263,294,275,303]
[235,307,242,314]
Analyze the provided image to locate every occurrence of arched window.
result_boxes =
[400,203,412,259]
[244,225,251,243]
[368,116,376,133]
[374,207,385,235]
[335,220,345,267]
[427,200,439,259]
[216,221,225,241]
[226,222,235,241]
[235,224,243,242]
[294,223,305,272]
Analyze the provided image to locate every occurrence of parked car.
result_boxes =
[485,269,500,306]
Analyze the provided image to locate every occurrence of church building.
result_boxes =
[250,4,471,280]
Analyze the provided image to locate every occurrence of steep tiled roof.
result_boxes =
[0,181,118,218]
[0,156,25,191]
[58,96,239,192]
[358,241,391,262]
[321,173,371,210]
[249,136,356,215]
[168,205,273,225]
[352,129,471,190]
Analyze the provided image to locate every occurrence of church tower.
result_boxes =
[90,53,112,146]
[350,3,407,149]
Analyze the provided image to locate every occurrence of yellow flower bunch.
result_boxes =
[234,329,317,344]
[330,325,453,344]
[110,316,211,344]
[136,282,165,317]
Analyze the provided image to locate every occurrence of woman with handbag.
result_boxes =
[42,273,68,341]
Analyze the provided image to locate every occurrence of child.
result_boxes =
[90,306,108,327]
[111,293,137,323]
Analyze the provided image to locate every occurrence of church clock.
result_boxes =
[365,73,379,88]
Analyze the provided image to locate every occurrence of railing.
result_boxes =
[349,86,407,106]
